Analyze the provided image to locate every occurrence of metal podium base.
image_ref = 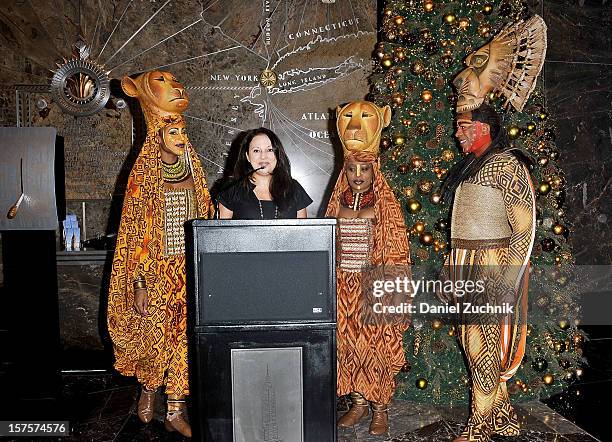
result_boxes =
[191,324,336,442]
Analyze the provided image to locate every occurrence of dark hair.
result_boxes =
[233,127,294,211]
[441,103,532,201]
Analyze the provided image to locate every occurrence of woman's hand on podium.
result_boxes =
[134,288,149,316]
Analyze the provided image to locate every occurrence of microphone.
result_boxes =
[247,166,265,175]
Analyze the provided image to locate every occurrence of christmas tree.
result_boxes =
[368,0,585,405]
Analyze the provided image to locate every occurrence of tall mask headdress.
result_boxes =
[335,101,392,163]
[454,15,547,113]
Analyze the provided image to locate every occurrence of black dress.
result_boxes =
[217,179,312,219]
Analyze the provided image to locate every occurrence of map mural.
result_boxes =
[1,0,376,214]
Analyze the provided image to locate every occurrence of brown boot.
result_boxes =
[165,396,192,438]
[337,392,369,427]
[369,402,389,436]
[137,387,157,423]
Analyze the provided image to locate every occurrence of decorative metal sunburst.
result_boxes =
[50,41,110,117]
[259,69,278,89]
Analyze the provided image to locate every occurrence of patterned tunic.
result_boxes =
[447,151,535,427]
[336,218,407,404]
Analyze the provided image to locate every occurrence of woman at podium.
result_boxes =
[326,101,411,436]
[217,127,312,219]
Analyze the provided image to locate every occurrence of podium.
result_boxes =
[186,219,337,442]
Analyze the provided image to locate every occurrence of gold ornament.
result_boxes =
[416,121,429,135]
[526,122,536,132]
[413,221,425,233]
[410,60,425,75]
[441,149,454,162]
[421,89,433,103]
[478,23,492,38]
[407,198,422,213]
[395,48,406,61]
[558,319,570,330]
[553,223,565,235]
[397,164,409,174]
[458,17,470,30]
[550,176,564,190]
[436,168,448,180]
[416,378,428,389]
[432,319,443,329]
[423,0,434,12]
[384,8,393,16]
[538,157,549,166]
[448,326,456,336]
[381,54,394,69]
[443,13,456,25]
[380,137,391,150]
[483,3,494,14]
[420,28,432,40]
[542,374,554,385]
[394,15,405,26]
[538,182,551,195]
[440,53,454,68]
[554,341,566,353]
[507,125,521,139]
[411,155,425,169]
[539,111,549,120]
[402,119,412,127]
[420,232,434,246]
[430,192,441,204]
[392,92,404,106]
[394,134,406,145]
[403,186,415,198]
[417,180,434,194]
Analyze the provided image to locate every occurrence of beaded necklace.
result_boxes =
[257,199,279,219]
[162,155,189,183]
[341,187,375,211]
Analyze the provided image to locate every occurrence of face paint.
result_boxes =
[345,161,374,193]
[455,114,492,157]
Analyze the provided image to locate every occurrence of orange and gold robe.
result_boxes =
[107,116,213,396]
[326,161,410,404]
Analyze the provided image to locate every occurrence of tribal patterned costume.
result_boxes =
[326,101,411,406]
[107,114,213,396]
[448,151,535,440]
[447,16,545,441]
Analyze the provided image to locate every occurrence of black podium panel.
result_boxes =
[187,219,337,325]
[198,250,330,322]
[191,326,336,442]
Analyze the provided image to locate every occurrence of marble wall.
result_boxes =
[532,0,612,265]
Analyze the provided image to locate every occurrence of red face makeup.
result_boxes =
[455,112,492,157]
